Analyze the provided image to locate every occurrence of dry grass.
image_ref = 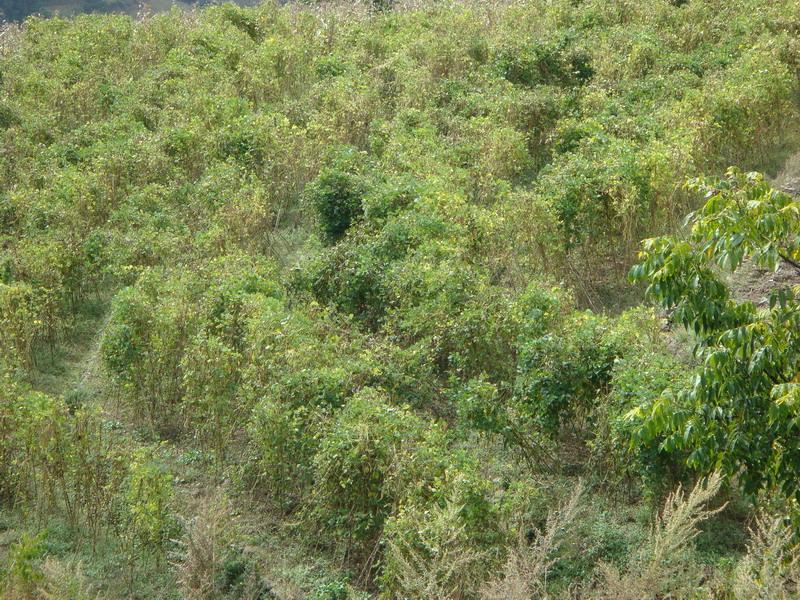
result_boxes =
[3,553,97,600]
[773,150,800,195]
[386,499,490,600]
[480,481,584,600]
[174,492,239,600]
[0,21,22,56]
[598,472,725,600]
[36,558,98,600]
[733,511,800,599]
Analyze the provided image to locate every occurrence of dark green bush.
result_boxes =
[603,351,694,493]
[514,311,621,435]
[308,148,371,245]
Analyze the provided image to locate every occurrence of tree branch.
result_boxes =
[778,250,800,274]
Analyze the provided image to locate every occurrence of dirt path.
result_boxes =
[29,297,112,400]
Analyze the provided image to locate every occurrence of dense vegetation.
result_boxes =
[0,0,257,22]
[1,0,800,597]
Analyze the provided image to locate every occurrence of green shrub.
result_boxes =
[0,283,42,370]
[0,382,127,537]
[122,447,175,557]
[308,147,371,245]
[101,255,279,434]
[100,273,189,431]
[2,531,46,598]
[514,311,621,435]
[246,397,330,511]
[180,331,242,465]
[308,388,446,562]
[602,351,694,493]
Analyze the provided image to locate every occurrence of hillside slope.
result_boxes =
[1,1,800,598]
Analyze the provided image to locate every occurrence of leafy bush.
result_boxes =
[602,351,694,493]
[307,388,446,562]
[308,147,371,245]
[242,299,377,508]
[0,283,41,370]
[514,311,621,435]
[2,532,46,599]
[121,447,176,562]
[101,254,279,433]
[180,331,242,464]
